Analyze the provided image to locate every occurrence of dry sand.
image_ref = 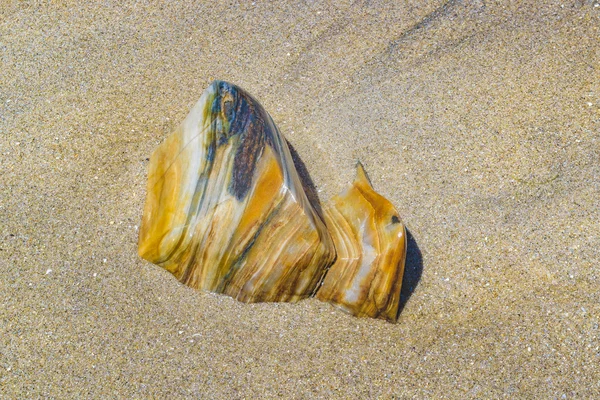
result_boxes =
[1,1,599,398]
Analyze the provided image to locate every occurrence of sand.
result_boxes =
[1,1,599,397]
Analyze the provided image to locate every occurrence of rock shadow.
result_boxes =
[285,140,326,221]
[397,228,423,318]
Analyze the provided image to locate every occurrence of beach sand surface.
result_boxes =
[1,1,599,397]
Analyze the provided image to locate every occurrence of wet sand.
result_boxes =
[1,1,599,397]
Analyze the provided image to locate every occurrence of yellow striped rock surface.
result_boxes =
[139,81,407,321]
[139,81,335,303]
[317,163,407,322]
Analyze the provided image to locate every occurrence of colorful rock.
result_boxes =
[139,81,407,321]
[317,163,407,322]
[138,81,335,302]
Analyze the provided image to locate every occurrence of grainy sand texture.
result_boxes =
[1,1,599,398]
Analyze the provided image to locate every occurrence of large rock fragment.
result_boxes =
[138,81,335,302]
